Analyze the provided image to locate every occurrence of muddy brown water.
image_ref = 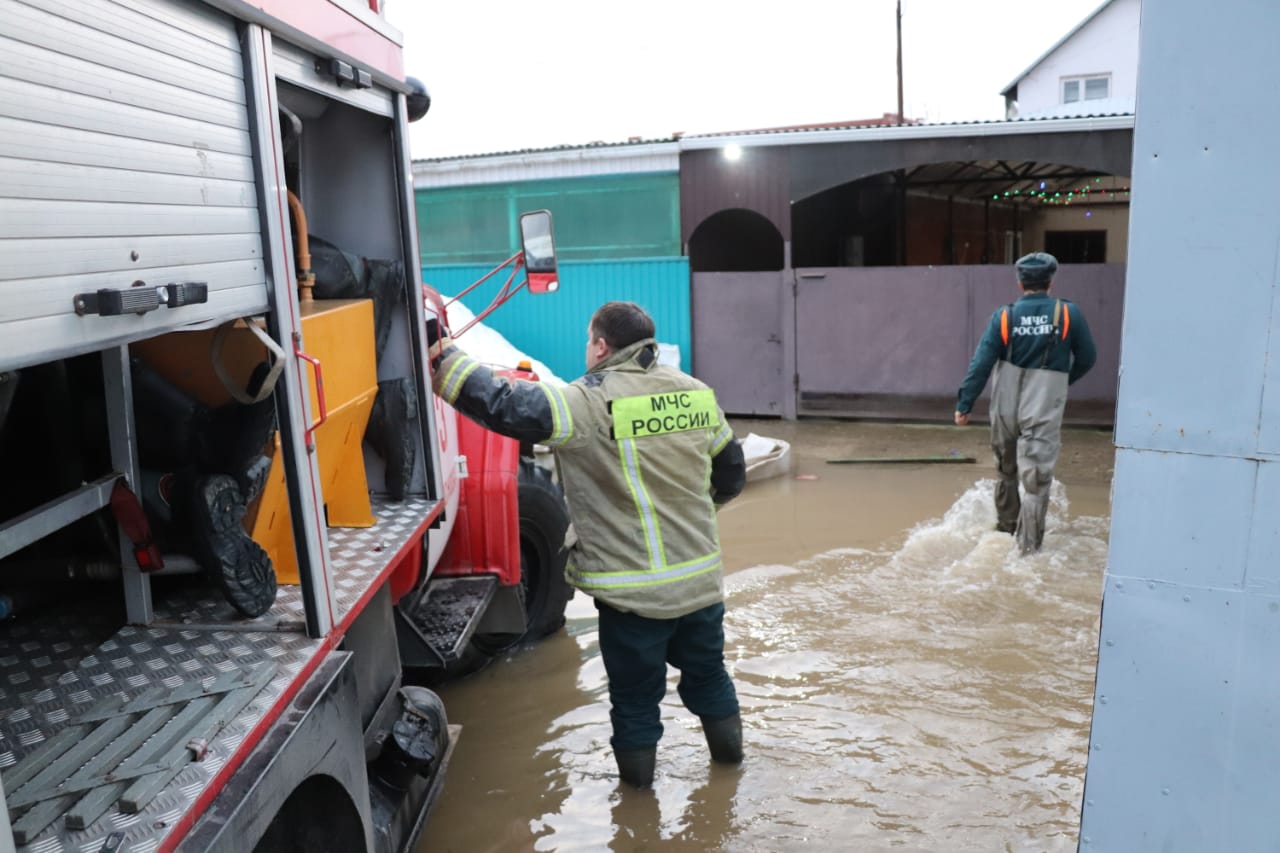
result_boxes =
[417,420,1115,853]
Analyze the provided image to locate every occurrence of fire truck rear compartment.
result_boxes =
[0,496,437,849]
[0,0,452,848]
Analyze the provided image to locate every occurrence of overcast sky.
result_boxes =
[387,0,1106,160]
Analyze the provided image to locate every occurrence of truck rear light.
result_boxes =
[109,480,165,573]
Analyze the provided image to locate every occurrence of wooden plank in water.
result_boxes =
[826,455,977,464]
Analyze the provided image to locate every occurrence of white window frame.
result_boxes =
[1062,74,1111,104]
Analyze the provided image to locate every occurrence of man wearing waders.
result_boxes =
[428,301,747,788]
[954,252,1097,554]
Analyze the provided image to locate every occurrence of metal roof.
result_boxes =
[1017,96,1136,121]
[416,135,678,165]
[412,139,680,189]
[412,111,1135,171]
[410,115,912,166]
[1000,0,1118,96]
[676,112,1134,149]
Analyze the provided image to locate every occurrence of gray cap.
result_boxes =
[1015,252,1058,286]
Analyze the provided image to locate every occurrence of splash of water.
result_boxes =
[716,480,1109,852]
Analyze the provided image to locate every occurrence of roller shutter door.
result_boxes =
[0,0,269,371]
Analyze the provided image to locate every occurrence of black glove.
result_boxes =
[426,318,453,369]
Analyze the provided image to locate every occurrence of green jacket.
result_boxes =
[433,338,745,619]
[956,291,1097,415]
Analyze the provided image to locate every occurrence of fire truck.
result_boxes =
[0,0,572,850]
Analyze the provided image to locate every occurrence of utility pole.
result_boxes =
[896,0,904,122]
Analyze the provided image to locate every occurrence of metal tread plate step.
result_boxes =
[402,576,498,662]
[0,496,437,850]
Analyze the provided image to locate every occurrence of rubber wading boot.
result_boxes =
[185,473,277,618]
[365,377,418,501]
[701,714,744,764]
[614,748,657,789]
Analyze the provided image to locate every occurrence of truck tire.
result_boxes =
[468,459,570,659]
[515,458,572,639]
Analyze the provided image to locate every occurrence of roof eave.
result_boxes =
[678,113,1135,151]
[413,139,679,167]
[412,139,682,186]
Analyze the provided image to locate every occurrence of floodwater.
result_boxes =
[417,420,1115,853]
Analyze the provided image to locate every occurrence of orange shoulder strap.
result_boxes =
[1000,308,1009,346]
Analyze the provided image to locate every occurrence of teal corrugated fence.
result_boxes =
[422,257,691,382]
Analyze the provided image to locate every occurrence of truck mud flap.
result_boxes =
[394,576,498,669]
[397,723,459,853]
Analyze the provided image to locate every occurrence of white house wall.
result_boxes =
[1016,0,1141,117]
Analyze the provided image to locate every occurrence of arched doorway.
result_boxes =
[688,209,788,416]
[688,208,785,272]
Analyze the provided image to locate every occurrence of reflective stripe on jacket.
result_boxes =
[432,338,743,619]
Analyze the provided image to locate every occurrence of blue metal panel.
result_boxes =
[1111,0,1278,460]
[1107,448,1255,589]
[1082,578,1240,853]
[1226,590,1280,853]
[1084,0,1280,848]
[421,258,691,382]
[1245,461,1280,596]
[1257,283,1280,455]
[1083,548,1280,853]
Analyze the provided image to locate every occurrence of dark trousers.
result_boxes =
[596,600,739,752]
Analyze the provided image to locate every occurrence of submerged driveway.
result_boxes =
[420,420,1115,853]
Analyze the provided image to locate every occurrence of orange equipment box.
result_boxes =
[132,299,378,583]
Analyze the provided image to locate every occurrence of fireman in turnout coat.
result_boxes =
[429,301,746,788]
[955,252,1097,554]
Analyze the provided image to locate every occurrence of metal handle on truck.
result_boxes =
[73,281,209,317]
[295,348,328,451]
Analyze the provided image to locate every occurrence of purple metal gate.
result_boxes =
[692,264,1124,424]
[691,271,787,416]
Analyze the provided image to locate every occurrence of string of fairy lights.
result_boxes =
[990,176,1131,206]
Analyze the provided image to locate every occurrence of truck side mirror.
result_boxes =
[519,210,559,294]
